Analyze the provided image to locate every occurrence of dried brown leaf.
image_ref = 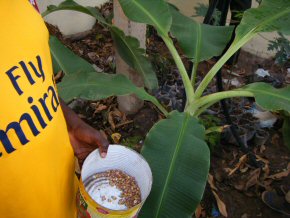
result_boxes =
[259,144,266,153]
[212,191,228,217]
[240,166,249,173]
[266,163,290,180]
[108,109,126,131]
[241,213,248,218]
[54,70,64,81]
[245,168,261,190]
[271,133,280,146]
[262,163,270,177]
[108,111,116,130]
[234,182,245,191]
[195,204,203,218]
[267,169,290,180]
[256,155,269,164]
[94,104,108,114]
[257,179,272,191]
[115,120,134,129]
[208,174,218,191]
[228,154,248,176]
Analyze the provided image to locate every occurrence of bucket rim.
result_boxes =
[80,144,153,213]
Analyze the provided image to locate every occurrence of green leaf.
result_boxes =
[45,1,157,90]
[111,27,158,90]
[236,0,290,38]
[195,0,290,98]
[58,71,168,115]
[241,83,290,112]
[51,53,62,75]
[49,36,95,75]
[118,0,172,36]
[49,36,165,113]
[59,72,143,100]
[140,111,210,218]
[42,0,108,25]
[170,7,234,62]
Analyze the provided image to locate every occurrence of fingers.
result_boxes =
[74,123,109,159]
[98,131,109,158]
[85,129,109,158]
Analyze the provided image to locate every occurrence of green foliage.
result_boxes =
[44,0,290,217]
[118,0,172,36]
[50,36,167,115]
[110,27,158,90]
[240,83,290,112]
[193,3,221,26]
[195,0,290,98]
[235,0,290,38]
[170,7,234,62]
[193,3,209,17]
[42,1,108,25]
[44,0,158,91]
[140,111,210,218]
[122,136,143,150]
[268,32,290,65]
[200,115,222,151]
[49,36,95,75]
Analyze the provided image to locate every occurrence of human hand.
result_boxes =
[68,120,109,165]
[60,99,109,165]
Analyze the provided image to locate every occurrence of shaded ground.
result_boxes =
[47,2,290,217]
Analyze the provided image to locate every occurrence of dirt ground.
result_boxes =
[47,3,290,217]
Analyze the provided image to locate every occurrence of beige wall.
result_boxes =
[39,0,108,35]
[169,0,288,58]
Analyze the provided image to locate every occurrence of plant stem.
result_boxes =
[161,36,195,107]
[191,24,202,89]
[151,99,169,117]
[194,101,219,117]
[188,90,254,115]
[194,33,253,98]
[191,61,199,90]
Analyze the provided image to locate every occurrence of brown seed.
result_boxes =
[93,169,142,208]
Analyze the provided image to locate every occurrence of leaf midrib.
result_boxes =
[194,24,202,64]
[254,6,290,32]
[238,6,290,39]
[130,0,168,35]
[112,28,154,89]
[155,114,190,217]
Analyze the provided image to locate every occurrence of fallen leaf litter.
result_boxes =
[84,170,141,210]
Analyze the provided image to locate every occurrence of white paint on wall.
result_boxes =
[39,0,109,36]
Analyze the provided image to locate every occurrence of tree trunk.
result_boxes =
[113,0,146,115]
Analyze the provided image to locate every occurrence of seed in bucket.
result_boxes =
[84,170,141,210]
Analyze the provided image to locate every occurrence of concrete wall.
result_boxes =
[168,0,287,58]
[39,0,108,35]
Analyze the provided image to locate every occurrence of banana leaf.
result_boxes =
[170,6,234,62]
[44,0,158,90]
[118,0,172,36]
[140,111,210,218]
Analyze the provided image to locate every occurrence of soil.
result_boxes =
[47,2,290,217]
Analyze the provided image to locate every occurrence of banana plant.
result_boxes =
[44,0,290,217]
